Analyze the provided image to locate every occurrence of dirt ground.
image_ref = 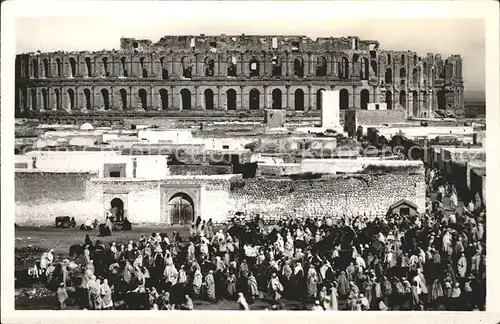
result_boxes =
[14,226,324,310]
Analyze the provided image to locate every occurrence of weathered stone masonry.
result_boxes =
[16,35,464,119]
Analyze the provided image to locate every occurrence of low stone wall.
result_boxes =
[258,164,301,176]
[169,165,233,176]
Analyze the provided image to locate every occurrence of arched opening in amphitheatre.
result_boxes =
[294,57,304,77]
[316,56,327,77]
[205,58,215,77]
[400,90,407,110]
[138,89,148,110]
[249,89,260,110]
[386,90,393,110]
[120,89,128,110]
[42,89,48,110]
[226,89,237,110]
[272,89,282,109]
[101,89,110,110]
[204,89,214,110]
[272,56,282,77]
[339,89,349,110]
[67,89,75,110]
[84,57,92,77]
[69,58,76,77]
[181,89,192,110]
[360,89,370,110]
[159,89,169,110]
[84,89,92,110]
[294,89,304,111]
[316,89,326,110]
[249,58,260,77]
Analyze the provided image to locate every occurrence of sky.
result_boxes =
[14,6,485,93]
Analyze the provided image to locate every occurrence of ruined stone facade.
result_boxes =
[15,35,464,120]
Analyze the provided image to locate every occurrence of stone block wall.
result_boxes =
[227,174,425,219]
[169,165,233,176]
[15,171,101,226]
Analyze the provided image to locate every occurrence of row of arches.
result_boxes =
[24,87,437,113]
[31,55,386,80]
[35,88,111,111]
[386,53,419,66]
[383,67,425,85]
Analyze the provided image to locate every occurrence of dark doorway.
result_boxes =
[69,58,76,77]
[316,89,325,110]
[386,90,393,110]
[316,56,327,77]
[55,89,61,110]
[360,89,370,110]
[110,198,124,222]
[102,57,109,77]
[140,57,148,78]
[272,56,282,76]
[168,193,194,225]
[341,57,349,79]
[84,89,92,110]
[160,57,169,80]
[361,57,369,80]
[339,89,349,110]
[412,90,419,117]
[205,59,215,76]
[204,89,214,110]
[85,57,92,77]
[385,68,392,84]
[227,89,237,110]
[249,58,260,77]
[56,58,62,77]
[138,89,147,109]
[67,89,75,110]
[32,60,39,78]
[272,89,282,109]
[120,89,128,110]
[159,89,169,110]
[437,90,446,110]
[294,89,304,111]
[181,89,191,110]
[43,59,49,78]
[227,57,237,77]
[249,89,260,110]
[294,57,304,77]
[121,57,128,77]
[42,89,48,110]
[400,90,407,109]
[101,89,109,110]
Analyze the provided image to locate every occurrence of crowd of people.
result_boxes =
[29,168,486,311]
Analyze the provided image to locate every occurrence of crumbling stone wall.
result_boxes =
[15,35,464,118]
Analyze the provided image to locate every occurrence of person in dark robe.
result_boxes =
[85,235,93,249]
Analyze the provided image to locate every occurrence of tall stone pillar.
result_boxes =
[303,55,309,78]
[307,85,312,111]
[217,86,222,110]
[285,86,290,110]
[240,86,244,110]
[264,85,268,109]
[170,86,175,110]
